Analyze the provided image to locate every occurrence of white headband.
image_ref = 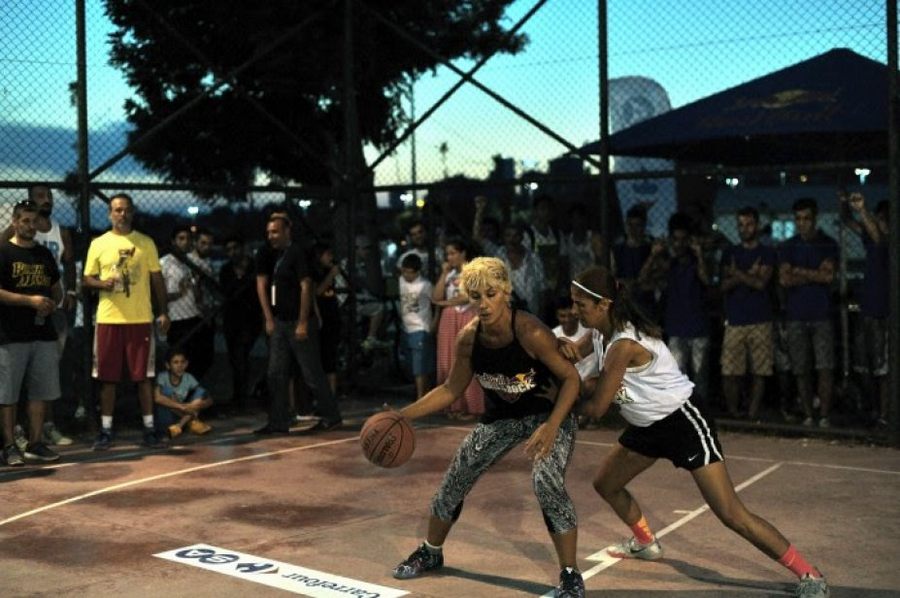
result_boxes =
[571,280,608,301]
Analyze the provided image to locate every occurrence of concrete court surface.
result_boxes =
[1,408,899,598]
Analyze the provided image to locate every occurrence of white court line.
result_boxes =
[538,463,785,597]
[0,436,359,527]
[777,460,900,475]
[650,463,783,540]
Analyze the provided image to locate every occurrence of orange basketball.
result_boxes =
[360,411,415,468]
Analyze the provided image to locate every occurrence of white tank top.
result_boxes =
[34,218,65,275]
[35,218,66,302]
[553,322,598,381]
[595,324,693,427]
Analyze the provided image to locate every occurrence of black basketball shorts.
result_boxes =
[618,400,724,471]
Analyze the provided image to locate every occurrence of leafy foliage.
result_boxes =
[104,0,526,198]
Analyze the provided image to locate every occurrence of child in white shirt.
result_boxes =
[398,253,435,399]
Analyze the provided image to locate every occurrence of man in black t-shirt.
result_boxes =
[220,235,262,411]
[254,215,342,433]
[0,200,63,465]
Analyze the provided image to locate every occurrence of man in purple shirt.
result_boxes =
[720,207,777,420]
[778,198,838,428]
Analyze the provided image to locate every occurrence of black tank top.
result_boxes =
[472,309,556,423]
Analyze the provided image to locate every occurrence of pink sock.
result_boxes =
[629,515,654,545]
[778,545,820,579]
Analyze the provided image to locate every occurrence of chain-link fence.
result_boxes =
[0,1,896,442]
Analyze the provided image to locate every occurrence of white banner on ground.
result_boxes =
[155,544,408,598]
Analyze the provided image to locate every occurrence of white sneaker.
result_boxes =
[13,425,28,453]
[802,416,815,427]
[796,573,829,597]
[74,404,86,421]
[42,422,73,446]
[607,536,663,560]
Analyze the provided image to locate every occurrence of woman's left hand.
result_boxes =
[524,422,557,461]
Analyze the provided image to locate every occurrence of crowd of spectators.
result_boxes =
[0,184,891,466]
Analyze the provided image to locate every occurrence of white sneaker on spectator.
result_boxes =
[817,417,830,429]
[13,425,28,453]
[43,422,73,446]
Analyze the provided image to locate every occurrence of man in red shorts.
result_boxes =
[83,193,170,450]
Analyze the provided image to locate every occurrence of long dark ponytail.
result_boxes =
[574,266,662,340]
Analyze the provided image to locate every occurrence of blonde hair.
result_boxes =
[460,256,512,295]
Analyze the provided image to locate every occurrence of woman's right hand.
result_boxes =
[557,337,581,362]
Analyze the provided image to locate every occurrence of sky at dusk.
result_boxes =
[0,0,890,192]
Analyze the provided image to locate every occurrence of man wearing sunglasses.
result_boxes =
[0,200,63,465]
[2,185,77,447]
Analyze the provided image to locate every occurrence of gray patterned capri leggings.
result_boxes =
[430,413,577,534]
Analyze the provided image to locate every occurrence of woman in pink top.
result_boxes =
[433,238,484,418]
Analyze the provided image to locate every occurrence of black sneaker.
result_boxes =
[3,443,25,467]
[142,428,168,449]
[253,424,290,435]
[92,428,114,451]
[311,418,343,432]
[392,543,443,579]
[555,567,585,598]
[24,442,60,463]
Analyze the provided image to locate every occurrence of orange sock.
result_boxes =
[629,515,654,545]
[778,545,819,579]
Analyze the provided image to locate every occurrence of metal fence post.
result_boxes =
[886,0,899,447]
[598,0,610,265]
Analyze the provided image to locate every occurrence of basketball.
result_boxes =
[360,411,415,468]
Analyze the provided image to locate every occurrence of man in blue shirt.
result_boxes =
[778,198,838,428]
[612,205,657,320]
[641,212,710,405]
[720,207,777,420]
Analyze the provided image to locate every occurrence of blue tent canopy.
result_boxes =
[584,49,890,166]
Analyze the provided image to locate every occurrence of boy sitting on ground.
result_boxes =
[154,348,213,439]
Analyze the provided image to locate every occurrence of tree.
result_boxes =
[103,0,526,198]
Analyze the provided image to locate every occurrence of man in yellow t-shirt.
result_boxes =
[83,193,170,450]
